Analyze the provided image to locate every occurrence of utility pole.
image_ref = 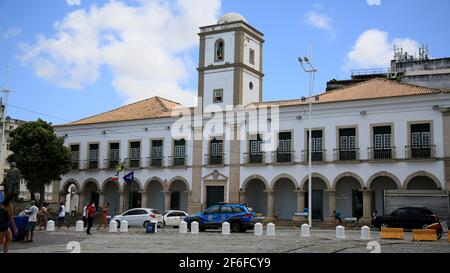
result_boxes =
[298,43,317,228]
[0,65,11,188]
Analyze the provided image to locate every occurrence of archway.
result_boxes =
[369,176,399,215]
[406,176,439,190]
[146,180,165,212]
[103,180,120,216]
[244,178,267,216]
[124,180,142,211]
[82,180,100,210]
[273,178,297,220]
[169,180,189,212]
[61,180,80,214]
[335,176,363,219]
[302,177,329,221]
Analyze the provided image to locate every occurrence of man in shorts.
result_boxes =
[26,201,39,242]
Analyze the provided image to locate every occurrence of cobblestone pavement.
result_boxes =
[8,227,450,253]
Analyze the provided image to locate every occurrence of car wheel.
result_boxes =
[230,222,242,233]
[116,220,121,229]
[143,221,150,228]
[380,223,388,230]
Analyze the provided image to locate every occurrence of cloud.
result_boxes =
[304,11,334,33]
[1,28,22,40]
[66,0,81,6]
[367,0,381,6]
[20,0,221,105]
[343,29,420,71]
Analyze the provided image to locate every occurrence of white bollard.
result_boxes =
[120,220,128,232]
[46,220,55,231]
[179,221,187,234]
[266,223,276,236]
[336,225,345,239]
[301,224,310,237]
[222,222,230,235]
[154,221,158,233]
[254,223,263,236]
[191,221,199,234]
[75,220,84,232]
[361,226,371,240]
[109,220,118,232]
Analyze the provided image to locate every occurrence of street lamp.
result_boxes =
[298,54,317,228]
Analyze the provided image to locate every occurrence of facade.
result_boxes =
[54,13,450,222]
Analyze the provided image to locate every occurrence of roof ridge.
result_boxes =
[316,77,387,96]
[155,96,183,108]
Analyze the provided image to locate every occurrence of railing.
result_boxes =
[367,147,396,160]
[71,160,80,171]
[83,160,99,170]
[103,159,120,170]
[405,145,436,160]
[301,150,327,162]
[146,156,164,168]
[271,151,295,164]
[125,158,142,169]
[243,152,265,164]
[168,156,187,167]
[333,148,360,161]
[205,154,224,165]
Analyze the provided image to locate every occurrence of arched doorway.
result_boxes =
[406,176,439,190]
[169,180,188,212]
[370,176,399,215]
[244,179,267,216]
[83,181,100,210]
[103,180,120,216]
[302,177,329,221]
[124,180,142,210]
[62,180,79,214]
[273,178,297,220]
[146,180,164,212]
[335,177,363,219]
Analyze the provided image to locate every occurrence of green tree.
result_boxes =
[7,119,72,203]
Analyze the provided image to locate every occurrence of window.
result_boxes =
[232,206,245,213]
[151,140,163,159]
[220,206,233,214]
[410,123,431,148]
[249,134,264,164]
[213,89,223,103]
[249,48,255,65]
[174,139,186,158]
[249,82,254,90]
[215,39,224,62]
[204,205,220,215]
[70,144,80,169]
[338,128,357,161]
[306,130,324,161]
[109,143,120,160]
[130,142,141,160]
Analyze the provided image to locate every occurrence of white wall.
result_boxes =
[203,68,234,110]
[204,32,236,66]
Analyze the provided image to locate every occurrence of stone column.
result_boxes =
[118,191,125,213]
[78,193,85,213]
[265,190,275,221]
[189,123,203,214]
[442,109,450,192]
[140,191,148,208]
[239,190,246,204]
[362,189,373,222]
[59,191,66,205]
[52,180,61,203]
[326,190,336,223]
[294,190,305,212]
[164,191,171,211]
[228,123,242,204]
[98,191,105,207]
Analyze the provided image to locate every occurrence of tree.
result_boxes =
[7,119,72,203]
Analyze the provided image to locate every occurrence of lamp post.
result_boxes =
[298,53,317,228]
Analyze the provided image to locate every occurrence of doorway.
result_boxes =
[206,186,224,208]
[171,191,181,210]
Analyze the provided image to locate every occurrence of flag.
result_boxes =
[116,163,125,172]
[123,172,134,183]
[111,176,118,182]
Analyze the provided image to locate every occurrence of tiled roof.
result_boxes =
[256,78,449,107]
[61,96,183,126]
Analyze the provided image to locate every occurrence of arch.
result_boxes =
[403,171,441,190]
[214,38,225,62]
[332,172,364,190]
[169,180,189,212]
[102,178,121,216]
[270,174,298,189]
[61,179,81,194]
[242,175,269,191]
[81,178,100,193]
[367,172,402,190]
[168,176,190,191]
[272,175,297,220]
[101,178,122,192]
[144,177,164,192]
[300,173,331,190]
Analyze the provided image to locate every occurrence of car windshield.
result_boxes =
[246,207,254,212]
[152,209,161,214]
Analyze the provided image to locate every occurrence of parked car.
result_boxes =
[184,203,256,232]
[162,210,189,227]
[112,208,163,228]
[371,207,440,230]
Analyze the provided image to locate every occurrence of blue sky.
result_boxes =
[1,0,449,124]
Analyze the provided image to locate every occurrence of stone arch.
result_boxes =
[61,179,81,214]
[101,178,122,192]
[102,178,121,215]
[81,178,100,209]
[168,176,190,192]
[367,171,402,190]
[272,174,297,220]
[300,173,331,190]
[242,175,269,191]
[61,179,81,193]
[169,180,189,212]
[270,174,298,189]
[144,177,165,192]
[81,178,100,193]
[332,172,364,190]
[404,171,441,190]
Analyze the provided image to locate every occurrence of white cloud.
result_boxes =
[304,11,334,33]
[2,28,22,39]
[66,0,81,6]
[20,0,221,105]
[367,0,381,6]
[343,29,420,71]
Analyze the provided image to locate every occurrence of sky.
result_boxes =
[0,0,449,125]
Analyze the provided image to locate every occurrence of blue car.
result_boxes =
[184,203,257,232]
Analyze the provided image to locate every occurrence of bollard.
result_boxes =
[336,225,345,239]
[179,221,187,234]
[75,220,84,232]
[120,220,128,232]
[222,222,230,235]
[266,223,276,236]
[361,226,370,240]
[109,220,118,232]
[412,229,437,241]
[191,221,199,234]
[301,224,310,237]
[46,220,55,232]
[380,228,404,240]
[254,223,263,236]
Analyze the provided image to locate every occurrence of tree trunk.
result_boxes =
[30,192,36,201]
[40,186,45,205]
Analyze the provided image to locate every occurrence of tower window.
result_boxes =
[249,82,254,90]
[249,49,255,65]
[215,39,225,62]
[213,89,223,103]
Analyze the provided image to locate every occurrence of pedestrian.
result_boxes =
[38,202,50,231]
[0,194,18,253]
[82,204,87,227]
[86,202,96,235]
[97,203,109,231]
[333,210,342,225]
[57,202,66,229]
[25,201,39,242]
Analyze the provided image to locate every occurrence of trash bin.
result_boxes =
[146,221,156,234]
[11,215,29,241]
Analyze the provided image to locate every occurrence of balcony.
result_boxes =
[333,148,360,162]
[244,152,265,165]
[83,160,99,170]
[301,150,327,163]
[169,156,187,167]
[205,154,224,166]
[103,159,120,170]
[146,156,164,168]
[125,158,142,169]
[405,145,436,160]
[271,151,295,164]
[367,147,396,161]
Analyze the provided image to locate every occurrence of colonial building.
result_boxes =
[54,13,450,222]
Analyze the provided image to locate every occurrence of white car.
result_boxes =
[162,210,189,227]
[112,208,163,228]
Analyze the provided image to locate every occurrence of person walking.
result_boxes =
[25,201,38,242]
[38,203,50,231]
[0,194,18,253]
[57,202,66,229]
[86,202,96,235]
[82,204,87,227]
[97,203,109,231]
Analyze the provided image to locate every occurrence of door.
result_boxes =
[206,186,224,208]
[352,190,363,219]
[129,191,141,209]
[312,190,323,220]
[171,192,181,210]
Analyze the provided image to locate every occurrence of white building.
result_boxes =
[54,13,450,222]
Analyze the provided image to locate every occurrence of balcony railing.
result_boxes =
[125,158,142,169]
[301,150,327,162]
[83,160,99,170]
[169,156,187,167]
[103,159,120,170]
[244,152,265,164]
[205,154,224,165]
[333,148,360,161]
[405,145,436,160]
[146,156,164,168]
[271,151,295,164]
[368,147,396,161]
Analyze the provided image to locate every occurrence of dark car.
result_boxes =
[184,203,256,232]
[371,207,440,230]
